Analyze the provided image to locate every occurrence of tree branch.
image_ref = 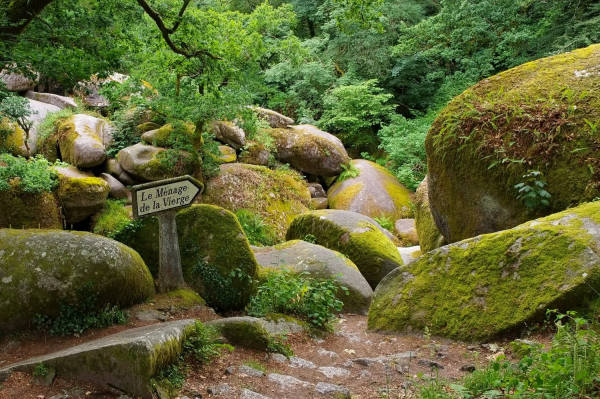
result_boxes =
[135,0,221,60]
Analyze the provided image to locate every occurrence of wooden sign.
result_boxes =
[131,175,203,219]
[130,175,204,293]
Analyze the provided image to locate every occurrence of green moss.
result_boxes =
[114,205,258,311]
[0,118,27,156]
[56,173,110,210]
[164,288,206,307]
[91,200,132,237]
[368,201,600,342]
[135,122,161,136]
[211,319,271,350]
[286,210,404,289]
[414,178,446,253]
[329,182,363,210]
[0,184,62,229]
[426,44,600,243]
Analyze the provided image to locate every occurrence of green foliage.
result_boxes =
[192,259,244,311]
[451,311,600,398]
[247,269,348,329]
[33,282,128,336]
[151,364,185,396]
[514,170,551,210]
[337,161,360,182]
[303,233,317,244]
[0,154,62,193]
[267,333,294,358]
[33,363,49,378]
[235,209,278,246]
[92,199,132,238]
[373,215,393,232]
[200,132,222,180]
[0,93,35,140]
[183,321,234,365]
[318,79,393,153]
[36,108,75,144]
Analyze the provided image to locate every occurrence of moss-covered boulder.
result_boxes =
[286,210,404,289]
[328,160,413,220]
[249,106,294,128]
[115,204,258,311]
[117,143,199,182]
[254,240,373,314]
[134,121,161,136]
[0,181,62,229]
[141,122,201,150]
[58,114,112,168]
[203,163,311,240]
[0,229,154,332]
[269,125,350,177]
[426,44,600,244]
[217,145,237,163]
[414,177,446,253]
[55,166,110,224]
[210,120,246,149]
[239,141,269,166]
[368,201,600,342]
[0,118,28,157]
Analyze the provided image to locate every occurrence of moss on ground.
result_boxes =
[368,201,600,341]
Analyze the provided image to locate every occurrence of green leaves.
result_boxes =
[0,154,61,193]
[514,170,551,210]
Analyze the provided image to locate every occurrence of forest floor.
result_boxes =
[0,299,552,399]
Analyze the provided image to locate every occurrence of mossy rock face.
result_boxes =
[426,44,600,244]
[268,125,350,177]
[141,122,201,150]
[368,201,600,342]
[202,163,311,240]
[216,145,237,163]
[286,210,404,289]
[134,122,161,136]
[249,106,294,128]
[414,177,446,253]
[58,114,111,168]
[0,182,62,229]
[0,229,154,332]
[55,166,110,224]
[210,120,246,149]
[114,204,258,311]
[328,160,413,221]
[117,143,199,182]
[205,317,271,350]
[0,118,28,157]
[254,240,373,314]
[239,141,269,166]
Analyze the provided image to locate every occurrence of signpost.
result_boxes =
[131,175,203,293]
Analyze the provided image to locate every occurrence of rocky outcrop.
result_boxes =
[25,91,77,109]
[426,44,600,243]
[58,114,112,168]
[254,240,373,314]
[286,210,404,289]
[100,173,131,202]
[249,107,294,128]
[1,71,36,91]
[55,166,110,224]
[269,125,350,177]
[369,201,600,341]
[239,142,269,166]
[117,143,199,182]
[0,229,154,332]
[203,163,311,240]
[328,160,413,220]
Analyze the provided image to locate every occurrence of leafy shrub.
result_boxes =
[92,199,132,238]
[235,209,277,246]
[247,269,348,329]
[336,161,360,182]
[33,282,128,336]
[374,215,394,232]
[0,154,62,193]
[514,170,551,210]
[183,321,233,365]
[267,334,294,358]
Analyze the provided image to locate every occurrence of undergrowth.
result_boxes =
[235,209,277,247]
[0,154,64,193]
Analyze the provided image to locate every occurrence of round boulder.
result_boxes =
[426,44,600,243]
[203,163,311,240]
[114,205,258,311]
[254,240,373,314]
[369,201,600,341]
[286,210,404,289]
[55,166,110,224]
[117,143,199,182]
[210,121,246,149]
[249,106,294,128]
[328,160,413,220]
[269,125,350,177]
[0,229,154,332]
[217,145,237,163]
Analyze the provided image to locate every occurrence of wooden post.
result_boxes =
[157,209,184,293]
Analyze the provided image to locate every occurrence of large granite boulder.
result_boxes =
[414,177,446,253]
[426,44,600,244]
[117,143,200,182]
[141,122,201,150]
[328,160,413,220]
[286,210,404,289]
[1,71,36,91]
[254,240,373,314]
[28,99,60,156]
[25,91,77,109]
[249,106,294,128]
[210,120,246,149]
[58,114,112,168]
[269,125,350,177]
[0,229,154,332]
[55,166,110,224]
[114,205,258,311]
[203,163,311,240]
[369,201,600,342]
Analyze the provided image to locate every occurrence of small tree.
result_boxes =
[0,92,35,156]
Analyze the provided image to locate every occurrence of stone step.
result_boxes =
[0,319,196,399]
